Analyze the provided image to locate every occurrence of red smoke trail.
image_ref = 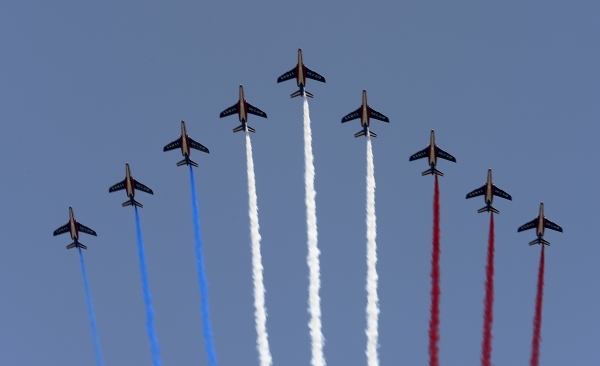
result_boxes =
[530,246,546,366]
[481,214,495,366]
[428,175,441,366]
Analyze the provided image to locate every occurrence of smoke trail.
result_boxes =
[134,206,162,366]
[481,214,495,366]
[428,175,441,366]
[303,97,325,366]
[77,248,104,366]
[189,166,218,366]
[530,246,546,366]
[245,131,272,366]
[365,136,379,366]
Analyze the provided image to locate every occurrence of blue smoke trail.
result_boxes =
[77,248,104,366]
[134,206,162,366]
[189,165,218,366]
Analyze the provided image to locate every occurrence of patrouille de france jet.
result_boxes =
[466,169,512,214]
[341,90,389,138]
[409,130,456,176]
[277,48,326,98]
[163,121,209,167]
[53,207,97,250]
[219,85,267,133]
[108,163,154,208]
[518,202,563,246]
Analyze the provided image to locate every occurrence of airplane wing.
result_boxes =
[109,180,126,193]
[246,102,268,118]
[219,103,239,118]
[436,147,457,162]
[341,107,361,123]
[53,223,69,236]
[369,108,389,122]
[163,139,181,152]
[189,137,209,154]
[134,181,154,195]
[518,218,537,232]
[409,147,429,161]
[466,185,485,199]
[77,223,97,236]
[493,186,512,201]
[544,218,563,233]
[305,66,326,83]
[277,68,296,83]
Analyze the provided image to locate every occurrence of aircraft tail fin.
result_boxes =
[422,168,444,176]
[529,238,550,246]
[122,199,143,208]
[177,158,198,167]
[478,206,500,214]
[66,242,86,250]
[291,89,313,98]
[233,124,255,133]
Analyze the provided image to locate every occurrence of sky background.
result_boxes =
[0,1,598,365]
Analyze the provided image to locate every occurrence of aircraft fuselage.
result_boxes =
[68,207,79,241]
[180,121,190,157]
[484,169,494,205]
[238,85,248,122]
[428,130,438,168]
[125,163,135,198]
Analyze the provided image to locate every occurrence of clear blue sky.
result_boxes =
[0,1,598,365]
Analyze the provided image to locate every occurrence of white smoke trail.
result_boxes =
[245,131,272,366]
[365,136,379,366]
[304,97,326,366]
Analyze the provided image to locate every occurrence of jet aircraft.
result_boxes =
[163,121,209,167]
[518,202,563,246]
[277,48,326,98]
[108,163,154,208]
[409,130,456,176]
[466,169,512,213]
[53,207,97,250]
[341,90,389,138]
[219,85,267,133]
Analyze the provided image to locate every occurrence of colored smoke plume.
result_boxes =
[530,246,545,366]
[481,214,495,366]
[77,248,104,366]
[244,132,272,366]
[189,166,218,366]
[365,136,379,366]
[428,175,441,366]
[303,97,325,366]
[134,206,162,366]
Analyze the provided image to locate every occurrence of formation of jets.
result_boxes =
[53,49,563,248]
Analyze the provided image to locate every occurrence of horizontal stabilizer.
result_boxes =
[233,124,255,133]
[122,199,143,208]
[354,130,377,138]
[422,168,444,176]
[177,159,198,167]
[529,238,550,246]
[66,242,86,250]
[290,90,303,98]
[478,206,500,214]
